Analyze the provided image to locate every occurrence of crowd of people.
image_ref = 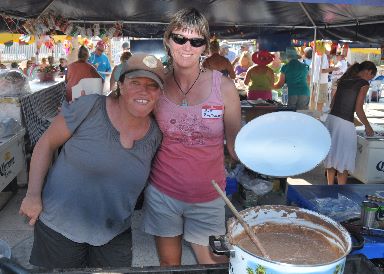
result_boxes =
[7,55,69,80]
[12,6,380,271]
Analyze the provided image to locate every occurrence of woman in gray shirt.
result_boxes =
[19,53,164,269]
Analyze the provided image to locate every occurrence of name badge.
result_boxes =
[202,105,224,119]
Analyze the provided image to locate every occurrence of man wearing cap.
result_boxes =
[88,40,112,80]
[19,53,164,269]
[274,47,310,110]
[220,42,236,63]
[302,47,313,67]
[114,41,130,66]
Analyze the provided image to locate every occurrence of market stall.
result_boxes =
[2,80,65,147]
[20,79,65,146]
[0,70,65,187]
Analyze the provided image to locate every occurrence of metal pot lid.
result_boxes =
[235,111,331,177]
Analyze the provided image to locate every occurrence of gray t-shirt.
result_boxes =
[39,94,162,245]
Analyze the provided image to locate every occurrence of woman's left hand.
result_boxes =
[19,194,43,226]
[365,125,374,137]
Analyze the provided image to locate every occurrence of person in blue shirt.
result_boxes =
[88,40,111,81]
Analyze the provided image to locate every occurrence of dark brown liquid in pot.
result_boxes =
[232,223,344,265]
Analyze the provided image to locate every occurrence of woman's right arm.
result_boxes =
[355,85,374,136]
[273,72,286,89]
[19,115,72,225]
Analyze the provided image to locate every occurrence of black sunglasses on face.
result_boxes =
[169,33,206,48]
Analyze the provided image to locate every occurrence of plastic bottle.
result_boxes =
[282,84,288,105]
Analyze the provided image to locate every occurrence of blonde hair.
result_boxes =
[239,51,252,67]
[164,8,210,65]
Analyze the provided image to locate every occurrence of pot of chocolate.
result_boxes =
[210,205,352,274]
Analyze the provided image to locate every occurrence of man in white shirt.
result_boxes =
[220,43,236,63]
[312,50,337,112]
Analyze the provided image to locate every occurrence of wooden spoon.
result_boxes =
[211,180,268,259]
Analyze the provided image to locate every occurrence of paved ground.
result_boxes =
[0,99,383,271]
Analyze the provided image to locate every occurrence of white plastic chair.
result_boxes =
[72,78,103,100]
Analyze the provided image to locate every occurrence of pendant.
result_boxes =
[181,98,188,107]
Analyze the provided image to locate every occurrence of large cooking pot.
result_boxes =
[210,205,352,274]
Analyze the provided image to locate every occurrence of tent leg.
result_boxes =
[309,27,318,111]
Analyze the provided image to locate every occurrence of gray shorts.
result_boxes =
[317,83,329,103]
[142,184,226,246]
[288,95,310,110]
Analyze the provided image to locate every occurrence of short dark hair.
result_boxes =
[210,40,220,53]
[304,47,313,59]
[120,51,132,62]
[78,46,89,60]
[122,42,129,49]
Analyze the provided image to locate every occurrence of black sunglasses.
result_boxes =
[169,33,206,48]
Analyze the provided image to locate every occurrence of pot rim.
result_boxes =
[226,205,352,267]
[232,244,349,267]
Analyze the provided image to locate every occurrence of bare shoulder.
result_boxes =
[219,74,238,102]
[220,73,236,88]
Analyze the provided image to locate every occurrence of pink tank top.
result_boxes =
[150,71,225,203]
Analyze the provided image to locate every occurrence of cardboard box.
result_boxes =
[0,97,22,122]
[0,129,25,191]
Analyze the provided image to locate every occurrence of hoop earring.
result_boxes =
[114,87,120,97]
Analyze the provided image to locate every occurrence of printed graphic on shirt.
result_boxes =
[165,113,210,146]
[202,105,224,119]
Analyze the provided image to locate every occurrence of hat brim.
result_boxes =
[123,70,164,89]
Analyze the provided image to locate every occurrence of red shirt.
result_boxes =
[65,61,101,101]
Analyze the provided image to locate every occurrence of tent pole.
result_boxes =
[309,27,317,111]
[299,2,316,27]
[318,20,384,29]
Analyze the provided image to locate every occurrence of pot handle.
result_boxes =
[209,235,230,256]
[0,257,30,274]
[350,231,365,251]
[340,218,365,251]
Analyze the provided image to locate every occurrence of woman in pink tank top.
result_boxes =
[142,8,241,267]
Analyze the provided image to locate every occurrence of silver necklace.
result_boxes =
[173,68,201,107]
